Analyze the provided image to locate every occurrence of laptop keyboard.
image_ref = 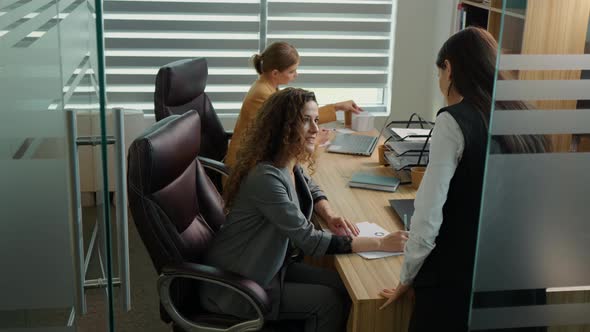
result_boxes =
[333,134,376,153]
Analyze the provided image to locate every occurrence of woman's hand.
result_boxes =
[378,230,409,252]
[379,281,414,310]
[333,100,364,114]
[326,215,360,237]
[317,128,332,146]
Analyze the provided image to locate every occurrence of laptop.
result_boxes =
[327,133,378,156]
[326,111,395,156]
[389,199,415,230]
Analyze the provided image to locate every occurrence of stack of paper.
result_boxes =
[386,141,429,156]
[384,151,429,171]
[384,127,431,171]
[356,222,403,260]
[389,127,431,142]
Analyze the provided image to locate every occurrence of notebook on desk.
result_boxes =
[349,172,400,192]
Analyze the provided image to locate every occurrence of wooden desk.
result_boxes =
[311,134,416,332]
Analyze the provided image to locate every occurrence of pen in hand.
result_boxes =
[403,214,409,231]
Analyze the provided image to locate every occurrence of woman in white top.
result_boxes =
[378,27,546,331]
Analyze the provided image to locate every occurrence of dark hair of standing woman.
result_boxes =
[435,26,547,153]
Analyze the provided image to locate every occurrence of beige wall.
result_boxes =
[389,0,457,124]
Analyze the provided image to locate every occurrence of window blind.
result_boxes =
[94,0,261,115]
[267,0,394,113]
[74,0,394,115]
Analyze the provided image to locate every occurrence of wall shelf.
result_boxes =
[462,0,526,20]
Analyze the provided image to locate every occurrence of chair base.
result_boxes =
[171,318,304,332]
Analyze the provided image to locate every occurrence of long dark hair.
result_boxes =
[436,27,547,153]
[223,88,317,210]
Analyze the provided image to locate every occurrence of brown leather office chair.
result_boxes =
[154,58,231,192]
[127,110,269,332]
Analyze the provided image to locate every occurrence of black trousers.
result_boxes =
[409,286,471,332]
[273,262,350,332]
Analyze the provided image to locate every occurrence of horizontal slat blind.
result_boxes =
[101,0,260,114]
[267,0,393,110]
[98,0,394,115]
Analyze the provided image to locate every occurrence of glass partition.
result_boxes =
[0,0,115,330]
[470,0,590,330]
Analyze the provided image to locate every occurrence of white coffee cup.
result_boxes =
[351,112,375,132]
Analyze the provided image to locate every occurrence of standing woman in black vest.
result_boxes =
[378,27,546,331]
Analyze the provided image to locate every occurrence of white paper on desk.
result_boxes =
[356,222,403,260]
[389,127,431,142]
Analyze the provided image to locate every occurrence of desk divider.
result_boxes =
[470,1,590,330]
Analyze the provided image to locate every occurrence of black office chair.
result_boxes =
[127,110,269,331]
[154,58,231,191]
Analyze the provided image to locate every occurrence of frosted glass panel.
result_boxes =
[1,39,62,113]
[0,0,114,330]
[499,54,590,70]
[0,153,74,311]
[469,0,590,332]
[475,153,590,291]
[0,0,75,313]
[59,2,92,90]
[470,0,590,330]
[495,80,590,101]
[490,110,590,135]
[471,304,590,330]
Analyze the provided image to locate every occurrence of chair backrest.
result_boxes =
[154,58,228,165]
[127,109,225,274]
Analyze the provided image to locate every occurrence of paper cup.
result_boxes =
[351,113,375,132]
[378,144,389,165]
[410,166,426,190]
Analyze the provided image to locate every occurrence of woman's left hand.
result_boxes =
[326,216,360,236]
[379,281,414,310]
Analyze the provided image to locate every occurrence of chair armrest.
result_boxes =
[197,156,230,177]
[158,262,269,332]
[225,130,233,140]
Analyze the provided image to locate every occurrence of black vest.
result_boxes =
[413,100,488,289]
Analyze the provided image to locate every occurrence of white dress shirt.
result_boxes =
[400,111,465,285]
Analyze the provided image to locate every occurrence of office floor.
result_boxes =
[0,203,168,331]
[76,204,170,332]
[77,204,289,332]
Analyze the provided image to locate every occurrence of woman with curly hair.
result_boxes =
[224,41,363,169]
[200,87,408,332]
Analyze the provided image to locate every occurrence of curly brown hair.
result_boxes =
[223,87,318,210]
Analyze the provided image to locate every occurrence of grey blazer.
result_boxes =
[200,163,332,319]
